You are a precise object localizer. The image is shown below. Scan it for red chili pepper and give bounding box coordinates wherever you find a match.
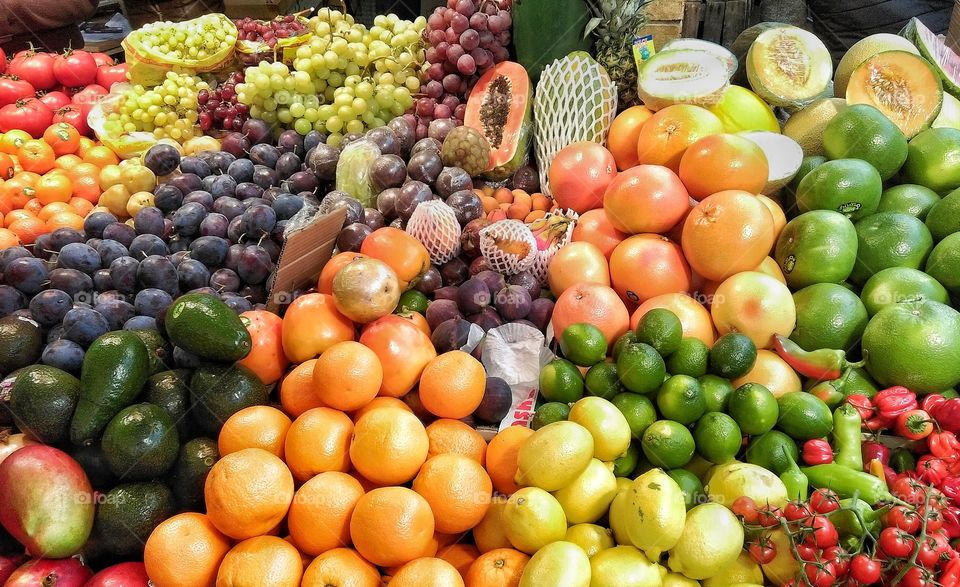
[802,439,834,465]
[932,399,960,434]
[772,334,846,380]
[917,455,950,485]
[865,414,893,432]
[930,431,960,459]
[882,464,899,487]
[861,440,891,470]
[874,386,919,420]
[846,394,874,420]
[895,409,934,440]
[922,393,948,415]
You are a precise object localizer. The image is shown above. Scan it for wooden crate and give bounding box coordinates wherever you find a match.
[681,0,754,47]
[639,0,685,49]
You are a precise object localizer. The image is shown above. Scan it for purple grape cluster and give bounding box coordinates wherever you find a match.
[415,0,512,137]
[198,71,249,133]
[234,15,308,46]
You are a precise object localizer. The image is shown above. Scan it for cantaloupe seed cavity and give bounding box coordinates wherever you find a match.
[479,75,511,149]
[865,64,913,117]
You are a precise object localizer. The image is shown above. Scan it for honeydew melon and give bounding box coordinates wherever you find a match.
[782,97,847,156]
[740,131,804,195]
[746,25,833,109]
[661,38,739,77]
[637,49,730,112]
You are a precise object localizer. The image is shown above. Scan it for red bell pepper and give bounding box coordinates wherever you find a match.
[941,506,960,540]
[772,334,846,380]
[861,440,891,470]
[917,455,950,486]
[929,431,960,460]
[932,399,960,434]
[846,394,874,420]
[802,439,834,465]
[874,386,918,421]
[895,409,934,440]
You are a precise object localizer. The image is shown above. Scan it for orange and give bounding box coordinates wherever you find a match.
[317,252,368,294]
[0,228,18,248]
[215,536,303,587]
[602,164,690,235]
[313,341,383,411]
[609,234,692,305]
[218,405,292,459]
[0,153,14,180]
[607,105,655,170]
[82,145,119,167]
[278,360,325,418]
[0,130,30,155]
[678,133,769,200]
[350,487,436,568]
[2,176,36,210]
[143,512,231,587]
[76,137,96,157]
[425,419,487,465]
[413,454,493,534]
[22,199,42,216]
[551,282,630,346]
[360,227,431,290]
[484,426,533,496]
[473,497,512,553]
[439,543,481,577]
[546,241,610,297]
[70,174,101,203]
[237,310,288,385]
[5,209,34,227]
[710,271,796,349]
[281,293,355,363]
[636,104,724,172]
[570,209,628,259]
[351,396,412,421]
[8,216,46,245]
[18,140,55,174]
[681,189,777,282]
[37,201,72,221]
[43,123,81,157]
[301,548,380,587]
[387,557,465,587]
[68,196,93,217]
[284,407,353,483]
[288,471,365,556]
[55,154,82,171]
[418,351,486,419]
[547,142,618,214]
[757,194,786,251]
[350,406,428,485]
[465,548,530,587]
[204,448,295,540]
[44,211,83,232]
[630,293,716,347]
[67,162,99,182]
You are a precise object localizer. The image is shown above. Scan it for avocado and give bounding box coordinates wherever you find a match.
[101,403,179,482]
[70,331,151,446]
[0,367,27,427]
[92,482,175,557]
[9,365,80,443]
[130,329,171,376]
[189,364,268,437]
[164,293,251,362]
[143,369,192,437]
[0,315,43,376]
[69,443,117,491]
[170,437,219,511]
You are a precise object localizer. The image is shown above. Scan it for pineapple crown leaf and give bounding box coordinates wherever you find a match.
[584,0,656,39]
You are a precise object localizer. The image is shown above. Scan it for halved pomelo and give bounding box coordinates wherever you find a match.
[834,33,920,97]
[746,25,833,109]
[902,17,960,99]
[740,131,804,195]
[661,38,738,78]
[846,50,943,138]
[637,49,730,112]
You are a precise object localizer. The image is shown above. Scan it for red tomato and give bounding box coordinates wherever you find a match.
[747,539,776,565]
[0,48,6,74]
[731,496,758,524]
[0,98,53,138]
[879,527,916,558]
[885,505,922,534]
[804,561,837,587]
[547,141,618,214]
[802,515,839,549]
[89,52,114,67]
[71,85,107,117]
[38,90,71,111]
[810,488,841,514]
[897,565,935,587]
[52,105,89,137]
[916,537,941,569]
[8,50,56,90]
[0,76,34,106]
[756,505,782,528]
[53,50,98,87]
[823,545,850,577]
[96,64,128,89]
[850,554,882,584]
[784,501,813,521]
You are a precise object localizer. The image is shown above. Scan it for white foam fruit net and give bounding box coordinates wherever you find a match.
[534,53,618,195]
[530,209,579,285]
[479,219,538,275]
[405,200,462,264]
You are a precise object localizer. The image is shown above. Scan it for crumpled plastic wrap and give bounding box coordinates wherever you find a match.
[335,139,381,208]
[479,322,553,431]
[123,14,238,87]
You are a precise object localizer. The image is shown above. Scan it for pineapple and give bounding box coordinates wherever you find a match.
[586,0,655,109]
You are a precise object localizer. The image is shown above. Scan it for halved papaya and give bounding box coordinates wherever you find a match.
[746,25,833,109]
[846,50,943,138]
[464,61,533,181]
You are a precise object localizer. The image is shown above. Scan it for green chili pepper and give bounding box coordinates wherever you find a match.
[829,497,880,538]
[780,451,808,501]
[889,448,917,474]
[773,335,848,380]
[801,464,894,504]
[833,403,863,471]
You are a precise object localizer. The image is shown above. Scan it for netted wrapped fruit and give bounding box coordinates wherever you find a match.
[479,219,537,275]
[440,127,492,177]
[405,200,462,265]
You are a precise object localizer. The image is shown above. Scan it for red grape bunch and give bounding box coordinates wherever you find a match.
[198,71,250,133]
[234,15,309,47]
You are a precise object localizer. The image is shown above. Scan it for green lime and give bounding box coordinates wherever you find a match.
[796,158,883,221]
[539,358,585,404]
[926,232,960,296]
[791,283,869,351]
[666,468,705,510]
[531,402,571,430]
[612,441,642,477]
[666,338,709,378]
[699,374,735,413]
[862,300,960,393]
[728,383,779,436]
[616,342,666,395]
[849,212,934,285]
[903,127,960,193]
[860,267,950,317]
[612,331,639,361]
[656,375,706,425]
[744,430,799,475]
[879,184,942,221]
[822,104,908,181]
[631,455,656,479]
[692,412,742,465]
[708,333,757,380]
[611,392,657,439]
[926,187,960,241]
[774,210,858,289]
[641,420,695,470]
[776,391,833,440]
[635,308,683,356]
[784,155,828,210]
[585,362,623,400]
[841,367,880,399]
[560,323,609,367]
[397,289,429,314]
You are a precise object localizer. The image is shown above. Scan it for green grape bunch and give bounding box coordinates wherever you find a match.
[104,71,208,141]
[130,14,238,63]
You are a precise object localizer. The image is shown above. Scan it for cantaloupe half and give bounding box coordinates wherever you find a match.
[782,97,847,157]
[834,33,920,97]
[746,25,833,109]
[845,50,943,138]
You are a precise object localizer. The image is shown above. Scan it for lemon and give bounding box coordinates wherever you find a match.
[663,572,702,587]
[568,397,632,461]
[667,503,744,580]
[565,524,615,558]
[590,546,662,587]
[760,529,801,586]
[516,420,594,491]
[608,477,633,546]
[703,462,788,508]
[519,541,591,587]
[503,487,568,554]
[553,459,619,524]
[702,552,764,587]
[622,469,687,560]
[474,496,511,553]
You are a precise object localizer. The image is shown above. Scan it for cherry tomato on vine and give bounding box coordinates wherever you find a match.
[916,537,941,569]
[747,538,776,565]
[785,501,814,521]
[885,505,922,534]
[897,565,936,587]
[802,515,839,549]
[795,543,819,562]
[823,545,850,577]
[804,561,838,587]
[756,505,782,528]
[731,496,758,524]
[850,554,882,584]
[922,506,944,533]
[810,488,841,514]
[880,527,916,558]
[892,476,927,506]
